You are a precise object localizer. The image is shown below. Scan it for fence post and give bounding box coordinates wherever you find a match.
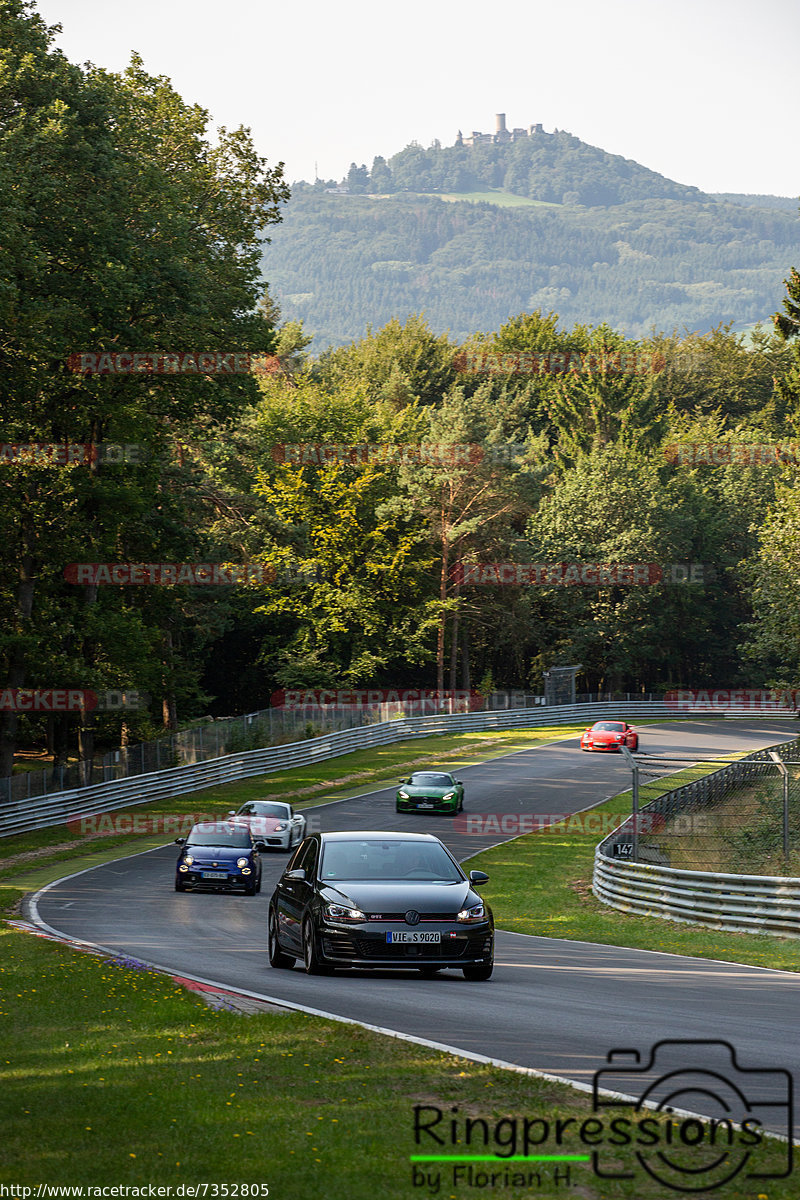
[769,751,790,863]
[621,745,639,862]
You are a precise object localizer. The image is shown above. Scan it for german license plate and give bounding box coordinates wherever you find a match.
[386,931,441,944]
[202,871,228,879]
[418,802,434,808]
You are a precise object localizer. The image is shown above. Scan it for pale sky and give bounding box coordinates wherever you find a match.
[38,0,799,198]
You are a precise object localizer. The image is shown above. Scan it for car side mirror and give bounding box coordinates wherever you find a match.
[469,870,489,886]
[174,837,185,845]
[399,777,409,783]
[254,840,267,851]
[455,780,463,785]
[284,868,306,881]
[227,809,236,816]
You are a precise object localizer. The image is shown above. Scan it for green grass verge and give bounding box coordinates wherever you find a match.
[3,725,799,1193]
[0,727,587,888]
[0,910,793,1197]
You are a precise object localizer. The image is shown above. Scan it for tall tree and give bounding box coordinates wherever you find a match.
[0,1,288,775]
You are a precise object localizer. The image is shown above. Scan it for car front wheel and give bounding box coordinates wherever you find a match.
[268,909,295,969]
[303,916,333,975]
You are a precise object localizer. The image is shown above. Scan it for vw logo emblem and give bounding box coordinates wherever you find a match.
[405,909,420,925]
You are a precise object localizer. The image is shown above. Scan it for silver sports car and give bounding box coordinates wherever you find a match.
[227,800,307,851]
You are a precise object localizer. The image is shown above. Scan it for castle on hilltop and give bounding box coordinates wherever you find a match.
[458,115,548,148]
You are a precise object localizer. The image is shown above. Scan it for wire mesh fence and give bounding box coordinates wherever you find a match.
[0,688,771,810]
[604,738,800,874]
[0,704,386,806]
[3,689,559,805]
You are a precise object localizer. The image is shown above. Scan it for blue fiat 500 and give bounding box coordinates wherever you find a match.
[175,822,263,895]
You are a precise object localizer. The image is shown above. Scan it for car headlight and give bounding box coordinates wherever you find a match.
[442,791,456,801]
[324,903,365,923]
[179,864,189,872]
[236,857,249,868]
[183,855,193,865]
[457,902,486,923]
[398,790,409,799]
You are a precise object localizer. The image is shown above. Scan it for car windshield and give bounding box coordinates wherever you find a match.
[593,722,623,732]
[248,803,289,818]
[188,830,252,848]
[320,839,463,882]
[409,773,453,787]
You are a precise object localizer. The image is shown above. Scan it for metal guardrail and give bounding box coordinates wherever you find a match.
[5,688,671,805]
[593,856,800,938]
[2,699,684,839]
[593,736,800,938]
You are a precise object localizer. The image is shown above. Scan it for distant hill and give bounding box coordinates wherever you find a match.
[371,129,706,207]
[261,129,800,350]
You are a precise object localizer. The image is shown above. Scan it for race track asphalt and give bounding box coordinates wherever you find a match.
[31,718,800,1134]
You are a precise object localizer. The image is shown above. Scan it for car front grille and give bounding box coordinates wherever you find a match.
[351,935,470,960]
[355,940,457,960]
[323,928,491,961]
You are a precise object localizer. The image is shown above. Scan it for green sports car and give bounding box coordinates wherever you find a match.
[396,771,464,815]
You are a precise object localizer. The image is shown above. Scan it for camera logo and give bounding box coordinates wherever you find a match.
[592,1039,793,1192]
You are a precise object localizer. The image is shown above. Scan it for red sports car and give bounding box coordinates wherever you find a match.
[580,721,639,752]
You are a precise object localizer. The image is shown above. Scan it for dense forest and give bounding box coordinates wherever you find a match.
[3,0,800,776]
[262,131,800,350]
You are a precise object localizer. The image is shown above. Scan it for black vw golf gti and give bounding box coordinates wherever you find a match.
[268,830,494,979]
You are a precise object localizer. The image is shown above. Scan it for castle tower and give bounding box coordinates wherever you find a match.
[495,113,507,134]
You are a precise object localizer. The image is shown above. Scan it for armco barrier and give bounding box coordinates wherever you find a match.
[593,736,800,938]
[2,700,687,839]
[3,701,796,840]
[593,855,800,937]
